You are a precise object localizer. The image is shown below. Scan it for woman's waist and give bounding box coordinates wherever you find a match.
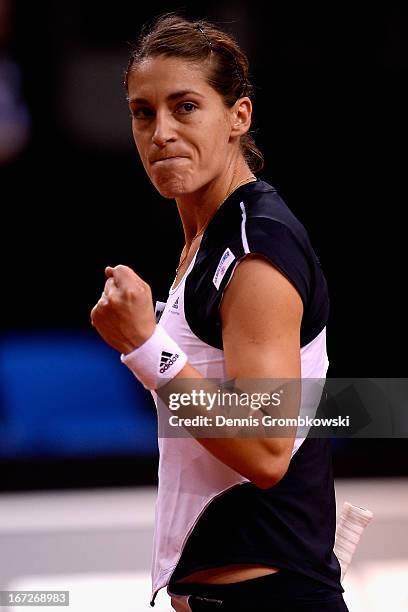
[174,563,280,585]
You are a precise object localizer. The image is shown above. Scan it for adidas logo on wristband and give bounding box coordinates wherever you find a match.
[121,325,187,390]
[160,351,179,373]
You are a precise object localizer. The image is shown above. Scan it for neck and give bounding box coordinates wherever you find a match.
[176,162,256,249]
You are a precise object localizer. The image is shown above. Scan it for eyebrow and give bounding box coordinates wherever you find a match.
[128,90,204,104]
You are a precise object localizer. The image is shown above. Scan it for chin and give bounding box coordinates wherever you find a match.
[152,174,191,199]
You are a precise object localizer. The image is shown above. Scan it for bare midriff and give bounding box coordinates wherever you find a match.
[175,564,281,585]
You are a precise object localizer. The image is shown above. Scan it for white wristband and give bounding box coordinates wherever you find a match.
[120,324,188,390]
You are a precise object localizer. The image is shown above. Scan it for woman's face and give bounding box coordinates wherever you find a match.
[127,56,238,198]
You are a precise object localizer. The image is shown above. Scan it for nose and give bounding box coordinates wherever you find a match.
[152,110,177,147]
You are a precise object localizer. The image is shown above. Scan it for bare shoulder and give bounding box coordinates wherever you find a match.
[220,253,303,331]
[220,254,303,379]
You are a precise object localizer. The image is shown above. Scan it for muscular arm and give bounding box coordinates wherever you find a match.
[168,255,303,488]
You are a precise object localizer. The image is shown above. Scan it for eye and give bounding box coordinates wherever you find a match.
[130,106,154,119]
[177,102,197,114]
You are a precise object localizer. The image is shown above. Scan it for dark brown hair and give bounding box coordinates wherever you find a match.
[125,14,264,173]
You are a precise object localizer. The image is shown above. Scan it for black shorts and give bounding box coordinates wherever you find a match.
[168,569,349,611]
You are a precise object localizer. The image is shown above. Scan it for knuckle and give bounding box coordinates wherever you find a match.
[123,287,138,300]
[115,264,127,274]
[137,280,151,296]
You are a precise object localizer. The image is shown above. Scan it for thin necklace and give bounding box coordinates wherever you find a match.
[175,175,256,274]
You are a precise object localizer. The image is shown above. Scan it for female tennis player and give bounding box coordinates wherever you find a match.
[91,14,349,611]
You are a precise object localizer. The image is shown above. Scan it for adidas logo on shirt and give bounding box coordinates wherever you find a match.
[172,297,179,309]
[160,350,179,373]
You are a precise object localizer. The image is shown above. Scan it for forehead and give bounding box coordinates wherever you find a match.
[127,55,214,101]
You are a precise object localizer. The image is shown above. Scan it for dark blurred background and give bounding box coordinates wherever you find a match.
[1,1,407,490]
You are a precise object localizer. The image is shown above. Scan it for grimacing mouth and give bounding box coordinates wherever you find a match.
[151,155,189,164]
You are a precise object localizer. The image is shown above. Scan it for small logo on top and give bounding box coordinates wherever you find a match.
[213,248,236,290]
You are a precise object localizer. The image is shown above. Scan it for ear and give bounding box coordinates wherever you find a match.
[230,97,252,138]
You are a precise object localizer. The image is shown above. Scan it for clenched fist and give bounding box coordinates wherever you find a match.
[90,265,156,354]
